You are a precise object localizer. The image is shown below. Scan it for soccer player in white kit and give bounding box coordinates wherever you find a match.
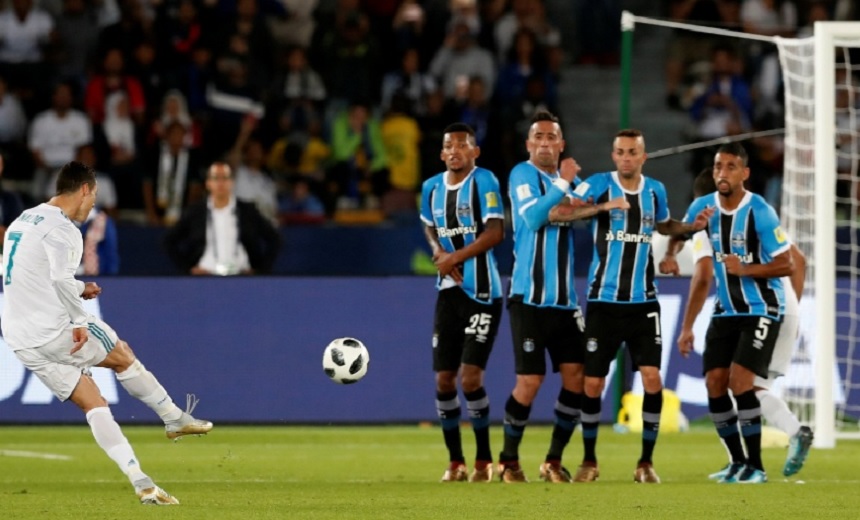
[1,161,213,505]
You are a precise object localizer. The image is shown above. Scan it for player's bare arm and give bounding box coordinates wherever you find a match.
[422,223,463,283]
[789,244,807,302]
[70,326,89,354]
[658,235,688,276]
[724,249,793,278]
[81,282,102,300]
[655,206,715,235]
[677,257,715,358]
[549,195,629,223]
[434,219,504,284]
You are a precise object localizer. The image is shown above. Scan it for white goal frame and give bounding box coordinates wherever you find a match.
[813,21,860,448]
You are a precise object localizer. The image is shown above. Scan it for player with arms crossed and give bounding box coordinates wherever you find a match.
[420,123,505,482]
[677,143,793,483]
[1,161,213,505]
[668,169,813,480]
[497,110,615,483]
[555,128,711,483]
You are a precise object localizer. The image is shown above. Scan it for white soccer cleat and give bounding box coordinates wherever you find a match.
[165,394,213,440]
[165,413,213,440]
[138,486,180,505]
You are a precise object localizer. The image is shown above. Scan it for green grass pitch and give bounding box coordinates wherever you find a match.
[1,424,858,519]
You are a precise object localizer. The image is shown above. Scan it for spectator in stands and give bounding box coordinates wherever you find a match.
[327,100,388,212]
[380,94,421,218]
[206,57,265,164]
[226,115,279,225]
[54,0,102,90]
[494,0,560,63]
[0,0,55,115]
[163,161,280,275]
[314,8,382,109]
[153,0,204,85]
[450,77,492,148]
[417,89,452,183]
[127,39,165,122]
[100,90,145,210]
[268,0,318,49]
[381,47,436,117]
[664,0,741,110]
[268,45,326,136]
[77,205,120,275]
[28,81,93,201]
[84,48,147,126]
[143,120,203,226]
[0,153,26,239]
[97,0,151,62]
[429,19,495,102]
[688,44,753,141]
[149,89,201,149]
[0,74,30,186]
[74,143,119,219]
[279,177,326,225]
[494,27,555,108]
[266,113,330,203]
[391,1,427,59]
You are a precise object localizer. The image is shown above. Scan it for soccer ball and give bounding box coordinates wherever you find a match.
[322,337,369,384]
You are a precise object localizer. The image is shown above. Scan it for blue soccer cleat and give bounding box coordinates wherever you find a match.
[783,425,814,477]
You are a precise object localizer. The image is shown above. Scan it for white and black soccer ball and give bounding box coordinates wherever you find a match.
[322,337,369,384]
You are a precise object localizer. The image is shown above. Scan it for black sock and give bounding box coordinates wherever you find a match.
[709,394,746,464]
[581,394,601,464]
[465,387,492,463]
[735,390,763,471]
[436,391,463,463]
[500,395,531,465]
[639,390,663,465]
[547,389,581,462]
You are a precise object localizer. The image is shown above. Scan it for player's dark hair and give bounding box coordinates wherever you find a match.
[531,109,559,125]
[716,142,748,165]
[693,167,717,197]
[443,122,477,145]
[616,128,643,139]
[55,161,96,196]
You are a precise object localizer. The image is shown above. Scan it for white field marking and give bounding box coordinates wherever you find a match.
[0,449,73,461]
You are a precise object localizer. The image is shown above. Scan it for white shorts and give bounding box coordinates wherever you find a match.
[753,313,799,389]
[13,317,119,401]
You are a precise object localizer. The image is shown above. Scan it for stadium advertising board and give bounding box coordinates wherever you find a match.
[0,277,851,424]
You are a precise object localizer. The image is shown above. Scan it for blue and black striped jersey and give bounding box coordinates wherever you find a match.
[508,161,581,310]
[420,167,504,303]
[683,192,789,318]
[572,171,670,303]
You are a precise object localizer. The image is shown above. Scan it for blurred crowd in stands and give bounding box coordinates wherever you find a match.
[664,0,857,213]
[0,0,607,229]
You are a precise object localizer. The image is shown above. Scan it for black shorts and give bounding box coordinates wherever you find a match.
[508,298,586,375]
[432,287,503,372]
[584,301,663,378]
[703,315,781,378]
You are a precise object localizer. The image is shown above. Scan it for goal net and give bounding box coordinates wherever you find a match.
[777,23,860,447]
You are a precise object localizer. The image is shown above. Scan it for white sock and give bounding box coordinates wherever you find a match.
[86,407,147,485]
[756,389,801,437]
[116,359,182,422]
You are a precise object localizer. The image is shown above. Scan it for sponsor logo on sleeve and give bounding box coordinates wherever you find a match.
[774,226,787,244]
[485,192,499,208]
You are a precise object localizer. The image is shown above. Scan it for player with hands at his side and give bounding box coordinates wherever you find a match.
[497,110,592,484]
[420,123,505,482]
[678,143,794,484]
[556,129,712,484]
[1,161,213,506]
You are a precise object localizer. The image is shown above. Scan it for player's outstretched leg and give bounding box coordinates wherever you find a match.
[114,356,212,439]
[784,425,814,477]
[86,406,179,505]
[755,388,813,477]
